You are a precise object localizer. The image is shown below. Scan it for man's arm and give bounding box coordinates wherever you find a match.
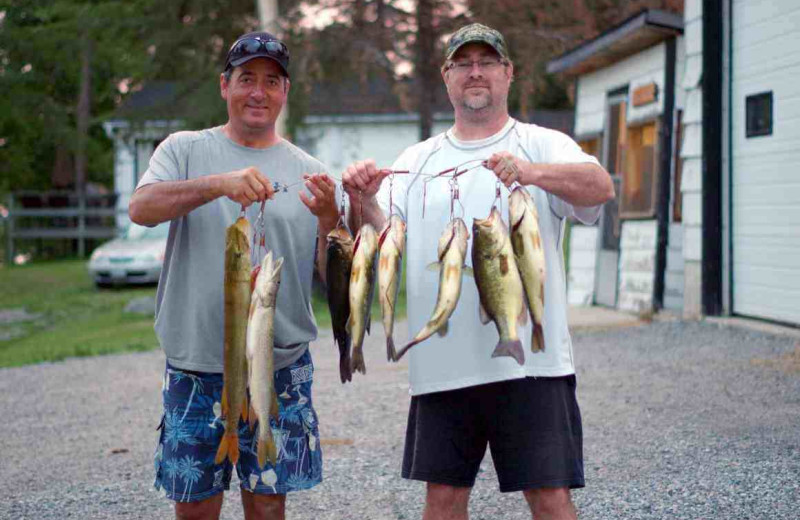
[129,167,275,227]
[486,152,614,207]
[342,159,390,233]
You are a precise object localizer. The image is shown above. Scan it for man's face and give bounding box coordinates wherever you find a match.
[220,58,289,131]
[442,43,513,113]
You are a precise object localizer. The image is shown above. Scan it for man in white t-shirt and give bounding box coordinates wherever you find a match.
[342,23,614,520]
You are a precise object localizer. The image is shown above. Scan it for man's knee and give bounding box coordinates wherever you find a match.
[523,487,575,518]
[174,493,223,520]
[426,483,471,513]
[242,491,286,518]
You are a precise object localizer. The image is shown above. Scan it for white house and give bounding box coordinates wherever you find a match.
[548,2,800,327]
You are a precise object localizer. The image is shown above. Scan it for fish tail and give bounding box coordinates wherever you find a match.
[351,346,366,375]
[337,337,352,383]
[257,429,278,468]
[386,335,397,362]
[215,432,240,465]
[394,338,421,361]
[492,339,525,366]
[532,324,545,353]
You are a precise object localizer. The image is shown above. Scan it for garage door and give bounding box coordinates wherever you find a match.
[730,0,800,325]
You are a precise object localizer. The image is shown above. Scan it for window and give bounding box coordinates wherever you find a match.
[620,121,658,218]
[578,136,602,162]
[746,91,772,138]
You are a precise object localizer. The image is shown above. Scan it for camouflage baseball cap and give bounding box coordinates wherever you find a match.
[444,23,510,62]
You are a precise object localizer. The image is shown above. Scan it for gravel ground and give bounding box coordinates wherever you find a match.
[1,318,799,519]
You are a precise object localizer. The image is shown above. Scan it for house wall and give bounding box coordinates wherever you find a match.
[567,225,599,306]
[574,43,667,139]
[725,0,800,325]
[296,114,454,175]
[571,41,672,312]
[664,35,687,312]
[680,0,704,318]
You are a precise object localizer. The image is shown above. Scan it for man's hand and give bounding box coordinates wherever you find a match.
[216,167,276,207]
[486,152,526,188]
[342,159,390,199]
[300,173,339,234]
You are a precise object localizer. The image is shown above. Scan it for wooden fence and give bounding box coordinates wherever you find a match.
[4,191,123,263]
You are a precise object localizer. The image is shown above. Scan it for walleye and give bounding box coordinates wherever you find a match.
[348,223,378,374]
[378,215,407,362]
[246,251,284,468]
[216,216,252,465]
[472,207,527,366]
[509,186,546,352]
[396,218,469,360]
[326,223,355,383]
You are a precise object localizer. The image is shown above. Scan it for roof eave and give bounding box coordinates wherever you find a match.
[547,9,683,76]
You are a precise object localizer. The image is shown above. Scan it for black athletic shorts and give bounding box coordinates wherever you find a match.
[401,375,584,492]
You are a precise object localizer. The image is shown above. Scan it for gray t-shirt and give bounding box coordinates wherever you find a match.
[137,126,328,373]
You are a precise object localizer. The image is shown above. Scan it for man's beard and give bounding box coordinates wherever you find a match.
[461,90,492,111]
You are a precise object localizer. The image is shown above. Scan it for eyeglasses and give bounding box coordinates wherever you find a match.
[446,58,507,74]
[226,37,289,68]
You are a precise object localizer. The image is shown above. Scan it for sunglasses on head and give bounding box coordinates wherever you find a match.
[227,37,288,65]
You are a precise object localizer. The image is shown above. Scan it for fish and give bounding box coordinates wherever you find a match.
[246,251,284,469]
[396,217,470,360]
[509,186,546,352]
[348,223,379,375]
[326,223,355,383]
[215,216,252,465]
[378,215,407,361]
[471,207,527,365]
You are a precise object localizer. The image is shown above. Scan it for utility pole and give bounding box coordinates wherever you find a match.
[257,0,287,138]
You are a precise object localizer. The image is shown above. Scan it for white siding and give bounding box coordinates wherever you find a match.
[567,225,599,306]
[729,0,800,325]
[617,220,658,313]
[681,0,704,318]
[574,43,667,138]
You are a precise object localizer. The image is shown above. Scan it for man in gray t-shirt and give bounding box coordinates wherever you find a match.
[129,31,338,519]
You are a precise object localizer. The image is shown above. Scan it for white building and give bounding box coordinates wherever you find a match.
[548,3,800,327]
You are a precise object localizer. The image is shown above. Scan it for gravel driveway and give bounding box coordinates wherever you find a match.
[1,318,798,519]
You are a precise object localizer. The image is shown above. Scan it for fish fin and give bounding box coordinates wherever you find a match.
[215,433,240,465]
[258,430,278,469]
[532,324,545,353]
[462,265,474,278]
[351,347,366,375]
[479,303,492,325]
[437,321,449,337]
[394,338,420,361]
[339,338,353,383]
[242,395,250,423]
[518,305,528,327]
[248,404,257,431]
[426,261,440,272]
[345,315,352,335]
[386,335,397,362]
[270,391,280,420]
[214,435,229,464]
[366,312,372,335]
[491,340,525,366]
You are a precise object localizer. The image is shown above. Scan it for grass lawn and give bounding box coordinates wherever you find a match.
[0,259,406,368]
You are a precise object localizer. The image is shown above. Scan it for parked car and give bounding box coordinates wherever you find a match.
[87,222,169,287]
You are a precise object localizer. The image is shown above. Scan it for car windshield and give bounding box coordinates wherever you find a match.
[123,222,169,240]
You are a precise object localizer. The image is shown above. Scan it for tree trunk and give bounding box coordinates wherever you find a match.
[75,29,92,196]
[416,0,435,140]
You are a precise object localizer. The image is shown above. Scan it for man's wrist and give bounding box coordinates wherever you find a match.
[519,161,539,187]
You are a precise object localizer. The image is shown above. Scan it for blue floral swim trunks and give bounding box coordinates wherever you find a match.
[153,349,322,502]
